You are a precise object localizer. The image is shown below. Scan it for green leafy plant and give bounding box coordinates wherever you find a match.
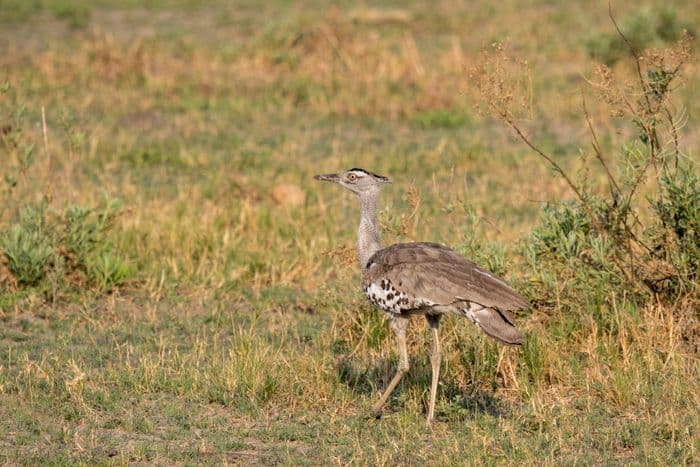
[648,169,700,289]
[89,251,133,292]
[1,199,133,296]
[1,205,53,286]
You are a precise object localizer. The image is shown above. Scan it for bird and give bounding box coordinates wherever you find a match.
[315,168,528,423]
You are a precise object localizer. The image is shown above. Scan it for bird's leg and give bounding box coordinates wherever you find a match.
[426,314,442,424]
[371,315,409,418]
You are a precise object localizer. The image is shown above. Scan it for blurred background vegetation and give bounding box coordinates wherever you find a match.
[0,0,698,463]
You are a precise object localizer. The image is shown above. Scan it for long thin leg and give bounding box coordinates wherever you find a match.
[426,314,442,424]
[372,316,409,417]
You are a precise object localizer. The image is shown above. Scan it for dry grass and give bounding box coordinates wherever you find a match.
[0,0,698,464]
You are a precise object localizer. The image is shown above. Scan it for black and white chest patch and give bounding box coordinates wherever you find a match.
[363,278,434,314]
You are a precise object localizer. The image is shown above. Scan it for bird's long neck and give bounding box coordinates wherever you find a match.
[357,191,382,273]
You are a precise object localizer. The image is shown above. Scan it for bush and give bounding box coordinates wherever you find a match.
[1,206,53,286]
[0,199,133,298]
[472,22,697,305]
[649,169,700,290]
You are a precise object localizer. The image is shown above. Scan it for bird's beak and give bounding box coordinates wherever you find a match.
[314,173,341,183]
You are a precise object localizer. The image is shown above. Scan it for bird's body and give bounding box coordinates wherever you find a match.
[362,242,525,345]
[315,168,528,423]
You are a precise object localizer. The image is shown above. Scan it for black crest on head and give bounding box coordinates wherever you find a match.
[349,168,389,182]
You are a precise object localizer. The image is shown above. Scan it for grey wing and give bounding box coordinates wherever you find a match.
[364,243,526,345]
[367,242,529,312]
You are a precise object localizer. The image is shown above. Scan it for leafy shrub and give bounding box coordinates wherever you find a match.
[649,169,700,290]
[89,251,133,292]
[473,23,697,305]
[1,205,53,286]
[0,199,133,297]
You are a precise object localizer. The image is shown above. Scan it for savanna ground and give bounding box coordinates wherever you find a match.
[1,0,699,464]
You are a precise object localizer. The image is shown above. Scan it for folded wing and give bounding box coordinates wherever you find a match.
[363,242,528,344]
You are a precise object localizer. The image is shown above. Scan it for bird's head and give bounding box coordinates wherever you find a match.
[314,168,392,197]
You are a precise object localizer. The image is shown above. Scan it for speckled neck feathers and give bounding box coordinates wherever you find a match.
[357,189,382,273]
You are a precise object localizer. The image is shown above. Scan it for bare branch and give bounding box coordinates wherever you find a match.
[664,106,680,170]
[503,116,587,203]
[581,89,621,196]
[608,3,648,99]
[608,2,660,159]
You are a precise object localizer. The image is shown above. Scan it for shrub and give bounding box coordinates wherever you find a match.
[472,19,697,305]
[649,169,700,291]
[0,199,133,298]
[1,205,54,286]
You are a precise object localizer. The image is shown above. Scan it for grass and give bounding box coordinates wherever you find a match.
[1,0,699,463]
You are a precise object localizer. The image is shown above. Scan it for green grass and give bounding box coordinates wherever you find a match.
[1,0,699,464]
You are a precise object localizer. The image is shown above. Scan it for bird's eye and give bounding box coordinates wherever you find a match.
[347,174,357,181]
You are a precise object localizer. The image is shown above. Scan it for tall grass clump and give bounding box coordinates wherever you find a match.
[472,21,697,309]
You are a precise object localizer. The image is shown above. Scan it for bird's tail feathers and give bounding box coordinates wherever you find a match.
[464,305,524,345]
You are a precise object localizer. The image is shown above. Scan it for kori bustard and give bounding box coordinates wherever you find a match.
[315,168,527,423]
